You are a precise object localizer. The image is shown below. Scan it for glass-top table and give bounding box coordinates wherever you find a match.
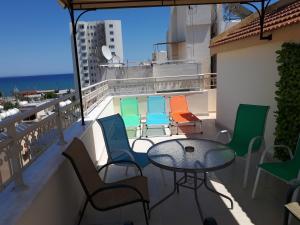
[147,138,235,221]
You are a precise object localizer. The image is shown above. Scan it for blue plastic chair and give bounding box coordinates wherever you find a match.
[145,96,170,137]
[97,114,152,180]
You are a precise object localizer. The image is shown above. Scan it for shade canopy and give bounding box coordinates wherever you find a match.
[58,0,262,10]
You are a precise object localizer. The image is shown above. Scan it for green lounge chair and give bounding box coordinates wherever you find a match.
[216,104,269,188]
[120,97,141,130]
[252,134,300,199]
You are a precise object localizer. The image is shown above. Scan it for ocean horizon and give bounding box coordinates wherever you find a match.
[0,73,75,96]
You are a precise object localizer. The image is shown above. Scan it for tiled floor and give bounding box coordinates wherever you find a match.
[82,116,299,225]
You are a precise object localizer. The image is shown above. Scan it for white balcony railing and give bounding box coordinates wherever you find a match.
[0,93,81,191]
[0,73,216,191]
[82,73,216,114]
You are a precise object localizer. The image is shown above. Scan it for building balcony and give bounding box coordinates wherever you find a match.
[0,73,297,225]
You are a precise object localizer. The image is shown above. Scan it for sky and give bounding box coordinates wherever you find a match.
[0,1,170,77]
[0,0,278,77]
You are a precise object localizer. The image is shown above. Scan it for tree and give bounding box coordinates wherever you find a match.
[44,92,58,99]
[274,43,300,160]
[3,102,15,110]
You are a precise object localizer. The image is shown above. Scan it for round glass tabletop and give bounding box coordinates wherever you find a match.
[147,138,235,173]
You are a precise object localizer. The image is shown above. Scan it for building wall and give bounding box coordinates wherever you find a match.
[71,20,124,88]
[167,5,212,73]
[104,20,124,63]
[216,42,283,147]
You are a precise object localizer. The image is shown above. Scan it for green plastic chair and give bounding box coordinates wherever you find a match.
[216,104,269,188]
[252,134,300,199]
[120,97,141,129]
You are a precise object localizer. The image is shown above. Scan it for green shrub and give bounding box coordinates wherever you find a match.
[3,102,15,110]
[274,43,300,160]
[44,92,58,99]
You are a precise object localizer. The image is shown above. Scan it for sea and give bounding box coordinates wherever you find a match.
[0,74,75,96]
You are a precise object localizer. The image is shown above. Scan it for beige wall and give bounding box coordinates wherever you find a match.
[216,42,283,147]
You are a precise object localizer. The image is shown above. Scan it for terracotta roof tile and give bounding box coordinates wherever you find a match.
[210,1,300,47]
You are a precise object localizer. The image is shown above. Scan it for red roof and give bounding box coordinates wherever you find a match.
[210,1,300,47]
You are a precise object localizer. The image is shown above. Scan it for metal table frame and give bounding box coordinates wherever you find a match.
[147,139,235,222]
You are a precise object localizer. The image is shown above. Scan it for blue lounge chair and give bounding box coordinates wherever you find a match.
[97,114,153,180]
[145,96,170,137]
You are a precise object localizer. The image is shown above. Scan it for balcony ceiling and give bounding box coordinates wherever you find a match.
[58,0,261,10]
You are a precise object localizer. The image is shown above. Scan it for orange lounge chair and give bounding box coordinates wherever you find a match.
[169,95,202,134]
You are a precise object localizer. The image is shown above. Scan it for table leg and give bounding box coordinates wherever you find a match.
[193,172,204,222]
[149,170,177,218]
[203,172,233,209]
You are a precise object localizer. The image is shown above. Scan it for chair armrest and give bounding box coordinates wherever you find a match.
[110,148,135,161]
[97,160,143,176]
[131,138,154,149]
[89,183,147,203]
[215,130,231,143]
[259,144,293,165]
[286,179,300,204]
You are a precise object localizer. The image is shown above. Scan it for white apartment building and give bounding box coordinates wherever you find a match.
[167,5,212,73]
[71,20,123,88]
[166,5,249,73]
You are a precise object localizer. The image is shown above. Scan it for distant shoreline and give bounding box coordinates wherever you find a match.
[0,74,75,97]
[0,73,73,79]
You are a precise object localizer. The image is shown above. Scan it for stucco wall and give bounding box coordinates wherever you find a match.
[216,42,283,146]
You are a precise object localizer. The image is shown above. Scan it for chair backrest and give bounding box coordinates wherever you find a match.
[170,95,189,114]
[97,114,132,161]
[147,95,166,114]
[120,97,139,116]
[62,138,104,197]
[229,104,269,152]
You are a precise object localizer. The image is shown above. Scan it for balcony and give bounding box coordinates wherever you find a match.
[0,73,297,225]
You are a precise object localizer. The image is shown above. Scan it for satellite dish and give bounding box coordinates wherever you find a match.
[101,45,113,61]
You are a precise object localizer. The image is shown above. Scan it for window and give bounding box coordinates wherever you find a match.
[79,24,84,29]
[109,31,114,35]
[82,53,87,57]
[82,60,87,64]
[111,51,116,55]
[110,38,114,42]
[84,73,88,77]
[109,24,113,28]
[85,80,89,84]
[109,45,115,49]
[83,66,88,70]
[80,39,85,43]
[79,32,85,36]
[81,46,86,51]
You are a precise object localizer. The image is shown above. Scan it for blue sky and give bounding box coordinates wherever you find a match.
[0,0,278,77]
[0,1,170,77]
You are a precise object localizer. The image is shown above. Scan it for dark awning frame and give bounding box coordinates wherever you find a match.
[58,0,272,126]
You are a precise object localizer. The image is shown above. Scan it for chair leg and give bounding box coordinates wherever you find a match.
[104,166,109,182]
[251,168,262,199]
[243,152,252,188]
[78,199,88,225]
[160,168,166,186]
[142,202,150,225]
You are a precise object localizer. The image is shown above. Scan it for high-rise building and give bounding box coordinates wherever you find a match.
[71,20,123,88]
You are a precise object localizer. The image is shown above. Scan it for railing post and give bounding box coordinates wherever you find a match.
[7,123,26,190]
[55,104,67,145]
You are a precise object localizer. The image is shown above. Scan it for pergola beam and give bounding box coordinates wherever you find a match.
[59,0,270,126]
[59,0,262,10]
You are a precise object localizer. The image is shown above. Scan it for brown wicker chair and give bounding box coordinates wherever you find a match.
[63,138,150,225]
